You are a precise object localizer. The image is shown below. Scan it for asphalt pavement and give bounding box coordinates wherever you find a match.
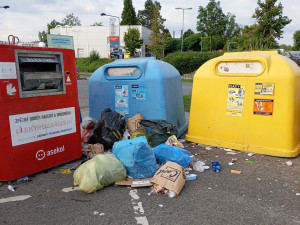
[1,79,300,225]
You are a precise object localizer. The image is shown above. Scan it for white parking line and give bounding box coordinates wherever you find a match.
[129,189,149,225]
[0,195,31,204]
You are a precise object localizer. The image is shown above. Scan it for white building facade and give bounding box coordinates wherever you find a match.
[50,25,152,58]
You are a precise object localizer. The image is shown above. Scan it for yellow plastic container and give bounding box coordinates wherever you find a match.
[186,51,300,157]
[124,52,131,59]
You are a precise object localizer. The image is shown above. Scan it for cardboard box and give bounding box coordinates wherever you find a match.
[151,161,186,196]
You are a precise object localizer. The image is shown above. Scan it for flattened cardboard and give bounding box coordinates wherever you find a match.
[151,161,186,196]
[127,113,146,135]
[115,177,152,187]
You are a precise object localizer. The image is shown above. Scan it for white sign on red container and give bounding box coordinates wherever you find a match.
[9,107,77,146]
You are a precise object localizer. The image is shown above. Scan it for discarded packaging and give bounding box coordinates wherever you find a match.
[139,119,178,147]
[73,154,126,193]
[285,161,293,167]
[231,170,242,174]
[88,108,126,149]
[127,113,146,135]
[17,176,29,182]
[122,129,131,140]
[115,177,152,187]
[185,174,197,181]
[8,185,15,192]
[193,161,205,172]
[151,161,186,196]
[232,158,238,162]
[226,152,237,155]
[212,161,221,172]
[59,168,72,174]
[82,143,104,158]
[113,137,157,178]
[152,144,192,168]
[81,117,96,143]
[165,135,185,148]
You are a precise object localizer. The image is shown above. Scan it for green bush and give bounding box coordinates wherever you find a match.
[76,57,113,73]
[89,50,100,62]
[163,51,223,75]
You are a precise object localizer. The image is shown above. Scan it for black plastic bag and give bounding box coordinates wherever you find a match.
[88,108,126,149]
[139,119,178,147]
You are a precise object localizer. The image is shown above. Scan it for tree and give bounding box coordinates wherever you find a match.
[120,0,137,25]
[61,13,81,26]
[237,25,259,50]
[183,33,202,51]
[137,0,154,28]
[252,0,291,48]
[164,37,181,55]
[91,22,103,26]
[148,3,166,59]
[224,13,241,41]
[293,31,300,50]
[196,0,226,51]
[38,19,62,44]
[137,0,166,31]
[183,29,194,39]
[38,31,47,43]
[38,14,81,44]
[124,28,143,57]
[162,28,171,38]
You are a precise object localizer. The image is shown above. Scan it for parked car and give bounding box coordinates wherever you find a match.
[284,52,296,61]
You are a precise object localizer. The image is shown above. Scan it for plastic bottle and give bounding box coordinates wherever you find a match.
[167,190,176,198]
[212,161,221,172]
[148,187,156,196]
[8,185,15,192]
[193,161,205,172]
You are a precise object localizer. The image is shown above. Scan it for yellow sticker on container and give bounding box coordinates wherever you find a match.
[253,99,274,115]
[254,83,275,95]
[226,84,245,117]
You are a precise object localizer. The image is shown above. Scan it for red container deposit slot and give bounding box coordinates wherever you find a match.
[0,44,82,181]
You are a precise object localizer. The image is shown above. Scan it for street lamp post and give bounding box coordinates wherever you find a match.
[101,13,120,46]
[175,7,192,52]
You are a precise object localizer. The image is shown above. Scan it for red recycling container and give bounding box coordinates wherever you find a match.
[0,44,82,181]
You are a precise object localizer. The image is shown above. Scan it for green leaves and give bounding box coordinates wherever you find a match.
[124,28,143,57]
[121,0,137,25]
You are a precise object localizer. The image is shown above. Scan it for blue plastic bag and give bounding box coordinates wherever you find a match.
[113,136,148,150]
[152,144,192,168]
[112,138,157,178]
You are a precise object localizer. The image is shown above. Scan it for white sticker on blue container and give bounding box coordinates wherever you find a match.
[115,85,129,114]
[131,84,146,100]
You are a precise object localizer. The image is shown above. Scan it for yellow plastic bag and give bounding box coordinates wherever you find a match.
[73,154,126,193]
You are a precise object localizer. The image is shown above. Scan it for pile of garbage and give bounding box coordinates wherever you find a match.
[75,108,202,196]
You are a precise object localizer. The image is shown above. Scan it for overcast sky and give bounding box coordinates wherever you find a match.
[0,0,299,46]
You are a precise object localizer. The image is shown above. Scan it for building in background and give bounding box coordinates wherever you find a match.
[50,25,151,58]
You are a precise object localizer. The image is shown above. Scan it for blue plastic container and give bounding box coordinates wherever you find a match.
[89,57,188,137]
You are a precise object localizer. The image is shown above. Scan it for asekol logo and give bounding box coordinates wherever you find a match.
[36,150,46,160]
[35,145,65,161]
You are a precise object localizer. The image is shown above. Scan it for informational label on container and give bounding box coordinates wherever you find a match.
[131,84,146,100]
[253,99,274,115]
[226,84,245,117]
[9,107,76,146]
[0,62,17,79]
[115,85,129,114]
[254,83,275,95]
